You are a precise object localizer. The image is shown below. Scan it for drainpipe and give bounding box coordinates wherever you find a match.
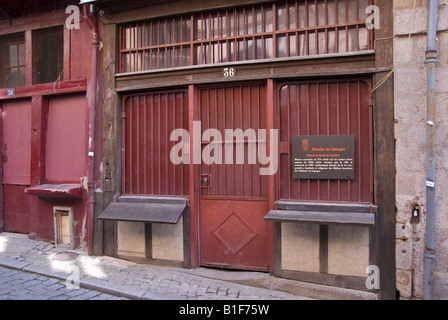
[424,0,439,301]
[83,4,99,256]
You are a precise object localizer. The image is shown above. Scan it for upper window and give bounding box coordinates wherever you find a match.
[0,33,25,88]
[120,0,373,73]
[32,26,64,85]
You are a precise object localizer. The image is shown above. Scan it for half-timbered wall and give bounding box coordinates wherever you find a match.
[0,2,98,251]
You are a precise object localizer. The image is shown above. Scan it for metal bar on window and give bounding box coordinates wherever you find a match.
[119,0,372,72]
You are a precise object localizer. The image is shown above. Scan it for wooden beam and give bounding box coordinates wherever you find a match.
[101,23,118,194]
[188,84,199,268]
[0,101,3,232]
[115,53,376,92]
[373,72,396,300]
[102,0,276,25]
[373,0,396,301]
[0,79,87,100]
[319,225,329,273]
[0,10,67,36]
[24,31,32,86]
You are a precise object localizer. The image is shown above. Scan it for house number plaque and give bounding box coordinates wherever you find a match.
[223,67,236,78]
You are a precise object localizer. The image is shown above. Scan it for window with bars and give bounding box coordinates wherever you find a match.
[0,33,26,89]
[120,0,373,73]
[32,26,64,85]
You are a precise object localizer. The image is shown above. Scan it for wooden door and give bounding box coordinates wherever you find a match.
[1,99,31,233]
[198,83,271,271]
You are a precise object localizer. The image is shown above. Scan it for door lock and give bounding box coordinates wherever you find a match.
[200,174,212,189]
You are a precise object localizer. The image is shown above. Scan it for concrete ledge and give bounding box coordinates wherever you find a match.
[22,264,71,281]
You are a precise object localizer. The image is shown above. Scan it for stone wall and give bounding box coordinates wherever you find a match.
[393,0,448,299]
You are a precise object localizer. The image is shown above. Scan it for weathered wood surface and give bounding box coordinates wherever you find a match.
[264,209,375,227]
[99,202,187,224]
[25,184,82,199]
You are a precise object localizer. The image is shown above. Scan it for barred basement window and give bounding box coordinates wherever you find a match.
[32,26,64,85]
[120,0,373,73]
[0,33,25,89]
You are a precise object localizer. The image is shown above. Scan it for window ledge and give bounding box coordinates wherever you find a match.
[25,184,82,199]
[264,201,376,227]
[264,210,375,227]
[99,196,188,224]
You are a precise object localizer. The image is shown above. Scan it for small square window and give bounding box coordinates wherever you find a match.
[0,33,25,89]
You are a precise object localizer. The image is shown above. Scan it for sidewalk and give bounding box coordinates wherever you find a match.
[0,232,376,300]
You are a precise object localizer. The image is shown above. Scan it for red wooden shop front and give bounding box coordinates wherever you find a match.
[119,77,373,272]
[101,0,396,299]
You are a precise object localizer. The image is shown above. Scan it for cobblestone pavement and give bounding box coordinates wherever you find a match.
[0,232,310,300]
[0,266,128,300]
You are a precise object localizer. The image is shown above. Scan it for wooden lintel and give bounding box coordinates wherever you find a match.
[0,79,87,100]
[115,53,376,92]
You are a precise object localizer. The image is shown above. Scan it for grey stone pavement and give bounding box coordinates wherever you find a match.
[0,232,376,301]
[0,266,128,300]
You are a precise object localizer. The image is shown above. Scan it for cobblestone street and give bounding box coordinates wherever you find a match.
[0,266,128,300]
[0,232,375,300]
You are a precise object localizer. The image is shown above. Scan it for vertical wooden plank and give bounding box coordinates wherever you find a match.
[183,207,191,268]
[189,84,199,268]
[102,23,118,194]
[93,190,104,256]
[373,72,395,300]
[63,28,71,81]
[101,23,118,256]
[267,77,275,271]
[28,95,46,239]
[373,0,395,300]
[24,31,32,87]
[273,222,282,276]
[30,96,46,186]
[319,225,329,273]
[0,101,3,232]
[145,223,152,259]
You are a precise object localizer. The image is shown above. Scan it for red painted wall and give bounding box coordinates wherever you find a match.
[45,94,87,183]
[3,185,30,234]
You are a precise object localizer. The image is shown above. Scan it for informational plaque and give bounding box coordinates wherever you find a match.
[292,135,355,180]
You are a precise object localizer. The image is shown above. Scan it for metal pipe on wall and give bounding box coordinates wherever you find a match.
[424,0,439,301]
[83,4,99,256]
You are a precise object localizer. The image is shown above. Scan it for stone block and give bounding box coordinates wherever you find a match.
[281,223,319,273]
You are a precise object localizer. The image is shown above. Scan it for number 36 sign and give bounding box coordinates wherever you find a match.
[223,67,236,78]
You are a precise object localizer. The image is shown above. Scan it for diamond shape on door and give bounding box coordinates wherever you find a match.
[211,211,257,255]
